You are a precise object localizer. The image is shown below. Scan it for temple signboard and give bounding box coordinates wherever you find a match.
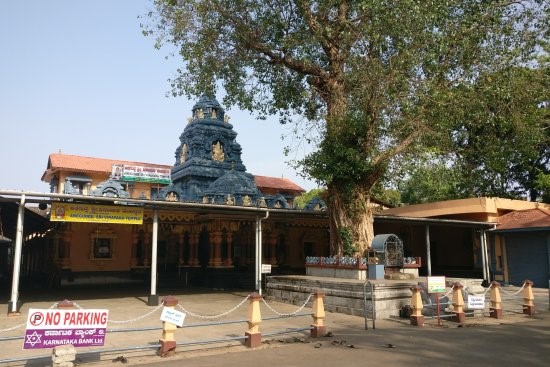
[112,164,171,184]
[50,202,143,224]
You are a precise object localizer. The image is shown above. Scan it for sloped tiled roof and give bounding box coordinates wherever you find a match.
[253,175,305,193]
[41,153,172,181]
[495,208,550,231]
[41,153,306,193]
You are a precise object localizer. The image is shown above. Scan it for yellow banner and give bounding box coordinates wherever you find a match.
[50,202,143,224]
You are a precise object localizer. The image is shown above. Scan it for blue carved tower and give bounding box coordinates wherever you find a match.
[157,95,263,206]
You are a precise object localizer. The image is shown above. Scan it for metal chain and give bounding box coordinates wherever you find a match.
[108,302,165,324]
[0,323,26,333]
[71,302,84,310]
[0,302,59,333]
[176,294,250,319]
[261,293,313,316]
[499,283,526,296]
[438,288,454,300]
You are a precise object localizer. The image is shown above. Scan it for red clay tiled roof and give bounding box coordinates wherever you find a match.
[496,208,550,230]
[42,153,306,193]
[253,175,305,193]
[41,153,172,181]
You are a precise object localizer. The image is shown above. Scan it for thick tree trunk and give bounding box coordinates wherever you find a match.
[326,183,375,256]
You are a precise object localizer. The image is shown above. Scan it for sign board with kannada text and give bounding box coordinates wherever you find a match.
[50,202,143,225]
[160,307,186,327]
[24,308,108,349]
[467,295,485,310]
[427,276,447,293]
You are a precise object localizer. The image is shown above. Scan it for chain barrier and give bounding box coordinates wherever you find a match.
[0,323,26,333]
[0,302,60,333]
[108,302,165,324]
[261,293,313,317]
[438,288,454,300]
[483,284,493,297]
[499,283,526,297]
[176,294,250,320]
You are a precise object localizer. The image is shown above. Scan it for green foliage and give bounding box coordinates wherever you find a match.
[143,0,549,252]
[394,65,549,204]
[398,157,462,204]
[535,171,550,203]
[339,227,356,257]
[294,188,325,209]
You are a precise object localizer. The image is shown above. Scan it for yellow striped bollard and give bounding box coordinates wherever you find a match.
[245,293,262,348]
[489,281,503,319]
[311,291,326,337]
[409,286,424,326]
[522,280,535,316]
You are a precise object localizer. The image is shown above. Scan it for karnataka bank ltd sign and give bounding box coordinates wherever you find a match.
[50,202,143,225]
[24,309,109,349]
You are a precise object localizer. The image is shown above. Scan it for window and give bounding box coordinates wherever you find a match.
[93,238,112,259]
[90,226,116,260]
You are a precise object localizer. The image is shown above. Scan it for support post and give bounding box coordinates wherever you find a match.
[148,209,159,306]
[522,280,535,316]
[158,296,178,357]
[310,291,326,337]
[480,229,488,285]
[410,286,425,326]
[245,293,262,348]
[489,281,503,319]
[425,225,432,276]
[452,282,465,324]
[8,194,25,315]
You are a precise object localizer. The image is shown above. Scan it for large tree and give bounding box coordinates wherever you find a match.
[395,65,549,204]
[143,0,547,255]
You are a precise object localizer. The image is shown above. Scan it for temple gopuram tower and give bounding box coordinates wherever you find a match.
[157,95,268,207]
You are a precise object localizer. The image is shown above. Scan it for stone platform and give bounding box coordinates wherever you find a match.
[266,275,418,319]
[265,275,487,320]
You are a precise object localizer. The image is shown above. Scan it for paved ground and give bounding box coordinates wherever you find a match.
[0,284,548,367]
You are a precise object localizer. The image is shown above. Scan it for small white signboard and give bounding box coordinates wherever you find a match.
[160,307,186,327]
[467,295,485,310]
[427,276,446,293]
[261,264,272,274]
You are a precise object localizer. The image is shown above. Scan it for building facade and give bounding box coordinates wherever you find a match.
[38,96,329,289]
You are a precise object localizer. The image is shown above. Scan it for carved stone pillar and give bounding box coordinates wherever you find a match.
[246,232,254,265]
[131,230,139,267]
[61,230,72,269]
[178,233,185,267]
[224,232,233,267]
[209,231,223,266]
[268,233,277,265]
[188,232,200,266]
[143,234,151,267]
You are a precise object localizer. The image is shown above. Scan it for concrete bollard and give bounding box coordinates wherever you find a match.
[409,286,424,326]
[522,280,535,316]
[52,344,76,367]
[452,282,465,324]
[245,293,262,348]
[489,281,503,319]
[310,291,326,337]
[57,299,74,310]
[52,300,76,367]
[158,296,178,357]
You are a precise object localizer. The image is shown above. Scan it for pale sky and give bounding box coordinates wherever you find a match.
[0,0,318,193]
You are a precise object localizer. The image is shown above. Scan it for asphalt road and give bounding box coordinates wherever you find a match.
[98,311,550,367]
